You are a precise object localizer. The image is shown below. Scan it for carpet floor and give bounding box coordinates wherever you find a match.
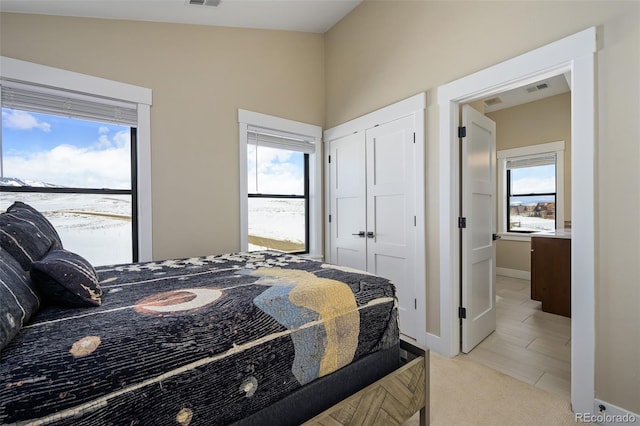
[404,352,593,426]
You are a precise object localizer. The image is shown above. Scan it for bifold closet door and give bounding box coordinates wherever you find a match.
[365,115,417,339]
[328,131,367,271]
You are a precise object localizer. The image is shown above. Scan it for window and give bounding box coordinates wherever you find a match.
[248,141,309,253]
[0,79,144,266]
[497,141,565,238]
[1,57,152,262]
[239,110,322,259]
[507,158,556,232]
[0,57,151,265]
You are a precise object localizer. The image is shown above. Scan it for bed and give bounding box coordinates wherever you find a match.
[0,202,428,425]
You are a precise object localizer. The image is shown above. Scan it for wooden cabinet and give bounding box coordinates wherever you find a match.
[531,236,571,317]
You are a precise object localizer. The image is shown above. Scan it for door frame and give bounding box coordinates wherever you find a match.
[434,27,597,414]
[324,92,427,347]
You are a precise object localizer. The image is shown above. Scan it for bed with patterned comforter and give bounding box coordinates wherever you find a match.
[0,250,398,425]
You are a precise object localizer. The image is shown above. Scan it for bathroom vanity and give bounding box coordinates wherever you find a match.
[531,230,572,318]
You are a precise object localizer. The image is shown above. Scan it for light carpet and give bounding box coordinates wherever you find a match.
[405,352,593,426]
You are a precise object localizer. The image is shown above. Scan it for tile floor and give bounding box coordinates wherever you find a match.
[463,275,571,400]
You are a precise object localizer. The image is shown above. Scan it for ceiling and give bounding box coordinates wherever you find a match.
[0,0,362,33]
[482,73,571,113]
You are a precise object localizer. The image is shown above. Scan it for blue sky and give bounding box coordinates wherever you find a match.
[247,144,304,195]
[511,164,555,194]
[1,108,131,189]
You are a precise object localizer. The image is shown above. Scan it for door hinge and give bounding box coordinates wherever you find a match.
[328,155,331,164]
[458,307,467,319]
[414,216,417,226]
[458,126,467,138]
[328,214,332,223]
[458,217,467,228]
[414,299,417,309]
[413,132,416,144]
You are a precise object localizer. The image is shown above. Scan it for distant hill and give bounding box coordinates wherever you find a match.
[0,177,62,188]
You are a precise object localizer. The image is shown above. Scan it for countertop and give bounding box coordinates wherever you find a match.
[531,229,572,239]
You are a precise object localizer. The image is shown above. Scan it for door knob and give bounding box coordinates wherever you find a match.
[366,232,375,238]
[352,231,365,237]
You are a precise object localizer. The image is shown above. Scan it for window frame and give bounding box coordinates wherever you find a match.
[247,152,309,254]
[497,141,565,241]
[238,109,322,259]
[506,164,557,233]
[0,56,153,261]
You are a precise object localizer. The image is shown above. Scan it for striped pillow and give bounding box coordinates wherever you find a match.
[0,247,41,351]
[0,202,63,271]
[30,249,102,308]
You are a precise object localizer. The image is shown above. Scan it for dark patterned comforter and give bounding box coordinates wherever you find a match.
[0,251,398,425]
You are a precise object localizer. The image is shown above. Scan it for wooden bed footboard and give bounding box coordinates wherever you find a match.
[303,340,429,426]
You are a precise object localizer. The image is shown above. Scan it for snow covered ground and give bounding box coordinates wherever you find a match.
[1,194,306,265]
[509,214,555,232]
[248,198,305,252]
[1,193,132,266]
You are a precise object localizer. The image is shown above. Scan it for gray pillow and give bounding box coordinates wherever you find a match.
[0,247,41,351]
[0,201,63,270]
[31,248,102,308]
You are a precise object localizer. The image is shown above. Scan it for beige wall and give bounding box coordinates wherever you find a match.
[488,92,572,272]
[0,13,325,260]
[326,0,639,414]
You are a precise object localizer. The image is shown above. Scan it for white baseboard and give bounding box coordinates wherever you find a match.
[426,332,455,358]
[576,399,640,425]
[496,267,530,281]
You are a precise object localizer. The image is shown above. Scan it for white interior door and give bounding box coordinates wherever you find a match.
[461,105,497,353]
[365,115,418,339]
[328,132,367,270]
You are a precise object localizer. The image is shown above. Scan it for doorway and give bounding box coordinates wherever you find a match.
[433,27,597,414]
[463,79,573,399]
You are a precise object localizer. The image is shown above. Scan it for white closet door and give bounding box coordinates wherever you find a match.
[365,115,417,339]
[328,132,367,271]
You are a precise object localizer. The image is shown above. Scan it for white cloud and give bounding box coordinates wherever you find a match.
[2,109,51,132]
[247,145,304,194]
[512,176,555,194]
[3,131,132,189]
[98,126,109,134]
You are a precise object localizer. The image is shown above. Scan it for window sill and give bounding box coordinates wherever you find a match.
[498,233,534,242]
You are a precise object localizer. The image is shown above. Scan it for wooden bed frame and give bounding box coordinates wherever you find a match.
[304,340,429,426]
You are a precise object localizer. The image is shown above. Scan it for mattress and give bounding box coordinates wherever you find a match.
[0,251,398,425]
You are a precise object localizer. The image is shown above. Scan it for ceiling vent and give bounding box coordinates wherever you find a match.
[525,82,549,93]
[187,0,221,6]
[484,97,503,107]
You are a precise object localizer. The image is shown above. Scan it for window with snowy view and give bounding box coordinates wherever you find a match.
[247,144,308,254]
[1,108,137,266]
[507,163,556,233]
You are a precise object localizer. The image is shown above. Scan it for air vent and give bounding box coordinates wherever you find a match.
[525,82,549,93]
[187,0,221,6]
[484,97,503,107]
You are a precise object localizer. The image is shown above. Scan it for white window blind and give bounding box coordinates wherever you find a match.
[1,81,138,126]
[506,152,556,170]
[247,125,315,154]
